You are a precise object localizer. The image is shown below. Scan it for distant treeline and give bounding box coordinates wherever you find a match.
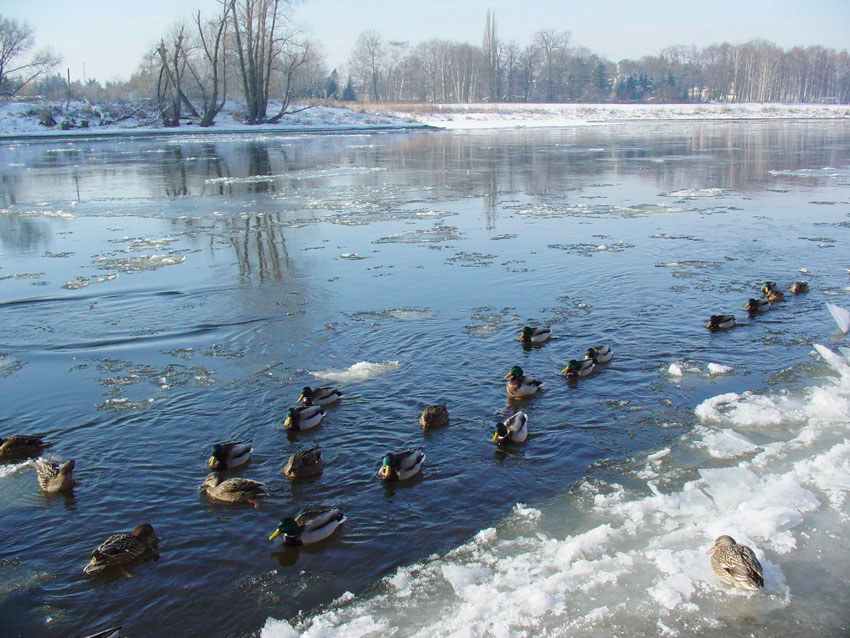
[9,3,850,128]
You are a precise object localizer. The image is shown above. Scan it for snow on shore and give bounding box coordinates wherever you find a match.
[0,100,847,137]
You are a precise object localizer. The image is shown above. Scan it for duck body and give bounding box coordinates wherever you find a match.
[707,535,764,591]
[298,386,342,406]
[283,446,323,479]
[706,315,736,330]
[208,441,252,471]
[83,524,157,575]
[520,326,551,344]
[585,345,613,363]
[31,457,76,492]
[419,404,449,429]
[378,448,425,481]
[745,298,770,314]
[200,473,266,507]
[269,509,346,546]
[0,433,52,460]
[284,405,325,431]
[762,281,784,302]
[563,358,595,377]
[505,366,542,397]
[493,411,528,444]
[790,281,808,294]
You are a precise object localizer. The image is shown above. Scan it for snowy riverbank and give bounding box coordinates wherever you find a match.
[0,100,848,138]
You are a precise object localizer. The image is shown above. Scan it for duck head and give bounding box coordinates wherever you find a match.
[504,366,524,379]
[269,517,300,541]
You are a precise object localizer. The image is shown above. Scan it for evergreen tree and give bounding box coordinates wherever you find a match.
[341,76,356,101]
[325,69,340,99]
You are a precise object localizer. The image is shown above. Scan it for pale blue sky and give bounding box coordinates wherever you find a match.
[4,0,849,82]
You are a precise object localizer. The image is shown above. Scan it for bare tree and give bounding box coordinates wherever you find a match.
[0,15,61,96]
[155,25,198,126]
[533,29,570,101]
[230,0,306,123]
[350,30,384,101]
[483,9,499,101]
[188,0,230,127]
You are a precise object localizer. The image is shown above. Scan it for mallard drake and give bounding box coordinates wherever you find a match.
[492,411,528,444]
[207,441,251,471]
[504,366,542,397]
[563,359,595,377]
[706,535,764,591]
[199,473,266,507]
[378,449,425,481]
[745,298,770,313]
[31,457,76,493]
[284,405,325,431]
[283,446,322,479]
[419,404,449,429]
[585,345,613,363]
[0,433,52,460]
[268,509,346,546]
[790,281,808,294]
[762,284,785,303]
[706,315,736,330]
[298,386,342,406]
[519,326,551,344]
[83,523,157,577]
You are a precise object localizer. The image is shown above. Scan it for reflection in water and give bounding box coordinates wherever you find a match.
[231,212,289,283]
[1,124,848,208]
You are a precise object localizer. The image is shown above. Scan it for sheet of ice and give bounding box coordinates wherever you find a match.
[826,303,850,333]
[309,360,400,383]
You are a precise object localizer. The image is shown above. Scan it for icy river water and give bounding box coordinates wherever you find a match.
[1,122,850,638]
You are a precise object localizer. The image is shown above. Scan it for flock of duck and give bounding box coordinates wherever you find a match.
[3,275,838,634]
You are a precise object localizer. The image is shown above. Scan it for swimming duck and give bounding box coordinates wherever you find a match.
[762,282,785,303]
[0,433,52,460]
[298,386,343,406]
[378,448,425,481]
[492,411,528,444]
[31,457,76,493]
[419,404,449,429]
[706,315,736,330]
[284,405,325,431]
[83,523,157,577]
[585,345,613,363]
[706,535,764,591]
[563,359,595,377]
[199,473,266,507]
[207,441,252,471]
[519,326,551,344]
[268,509,346,546]
[504,366,542,397]
[790,281,808,294]
[745,298,770,313]
[283,446,323,479]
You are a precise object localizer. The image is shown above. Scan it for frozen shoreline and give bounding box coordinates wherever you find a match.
[0,100,847,139]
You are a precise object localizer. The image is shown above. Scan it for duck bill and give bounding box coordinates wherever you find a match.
[269,529,281,541]
[705,322,713,328]
[561,367,569,374]
[297,394,306,403]
[284,416,292,427]
[207,457,217,469]
[492,432,500,442]
[378,465,390,479]
[503,372,512,378]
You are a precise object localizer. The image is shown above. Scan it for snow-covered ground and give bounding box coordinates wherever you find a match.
[0,100,847,137]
